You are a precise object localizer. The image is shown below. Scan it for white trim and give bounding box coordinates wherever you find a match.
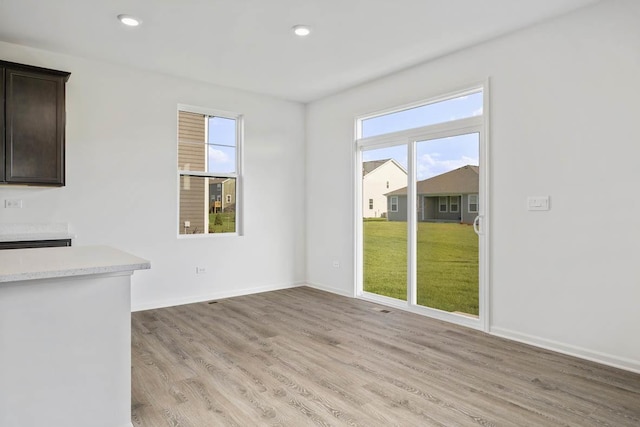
[357,115,483,149]
[468,194,479,213]
[354,81,491,333]
[235,114,245,236]
[390,195,398,212]
[177,231,239,239]
[177,103,241,120]
[449,195,460,213]
[132,281,304,312]
[177,105,244,237]
[438,196,448,213]
[491,327,640,375]
[407,140,417,306]
[359,292,482,330]
[179,170,238,179]
[354,147,363,297]
[355,84,484,138]
[305,282,355,298]
[480,77,491,332]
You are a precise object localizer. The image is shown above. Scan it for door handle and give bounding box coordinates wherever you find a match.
[473,215,481,235]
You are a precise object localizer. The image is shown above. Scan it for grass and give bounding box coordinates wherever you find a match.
[209,212,236,233]
[363,221,479,315]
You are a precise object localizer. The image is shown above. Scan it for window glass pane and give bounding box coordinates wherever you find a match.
[450,196,459,212]
[416,133,479,316]
[208,145,236,174]
[178,111,206,171]
[361,91,482,138]
[179,176,237,234]
[179,175,207,235]
[208,116,236,147]
[469,194,478,213]
[362,145,408,301]
[208,177,237,233]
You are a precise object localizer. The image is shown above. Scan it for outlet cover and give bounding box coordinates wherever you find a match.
[4,199,23,209]
[527,196,550,211]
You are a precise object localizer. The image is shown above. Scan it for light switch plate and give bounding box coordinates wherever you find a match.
[527,196,550,211]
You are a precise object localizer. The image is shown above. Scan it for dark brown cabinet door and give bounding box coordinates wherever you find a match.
[4,67,67,185]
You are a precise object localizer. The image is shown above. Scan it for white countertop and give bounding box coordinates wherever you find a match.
[0,245,150,283]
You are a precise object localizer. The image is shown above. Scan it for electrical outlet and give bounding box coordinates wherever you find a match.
[196,267,206,274]
[4,199,23,209]
[527,196,550,211]
[332,260,340,268]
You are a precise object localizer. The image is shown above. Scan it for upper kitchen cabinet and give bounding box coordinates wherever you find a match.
[1,60,71,186]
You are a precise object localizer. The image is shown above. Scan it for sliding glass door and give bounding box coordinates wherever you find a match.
[356,86,487,329]
[415,133,480,318]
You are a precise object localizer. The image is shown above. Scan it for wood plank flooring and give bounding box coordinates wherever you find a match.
[131,287,640,426]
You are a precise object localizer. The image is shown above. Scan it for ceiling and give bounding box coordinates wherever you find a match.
[0,0,600,103]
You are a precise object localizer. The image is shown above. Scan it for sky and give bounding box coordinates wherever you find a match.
[204,92,482,179]
[207,116,237,174]
[362,91,481,181]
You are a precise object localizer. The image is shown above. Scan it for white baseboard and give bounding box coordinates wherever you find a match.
[304,281,355,298]
[491,327,640,374]
[132,281,304,312]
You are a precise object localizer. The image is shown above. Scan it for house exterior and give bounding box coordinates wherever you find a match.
[386,165,479,224]
[362,159,407,218]
[209,178,236,213]
[178,111,206,234]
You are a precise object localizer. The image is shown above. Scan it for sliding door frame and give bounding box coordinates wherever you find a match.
[354,83,490,332]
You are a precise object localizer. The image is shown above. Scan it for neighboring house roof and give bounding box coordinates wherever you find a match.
[363,158,407,177]
[363,159,389,176]
[386,165,478,196]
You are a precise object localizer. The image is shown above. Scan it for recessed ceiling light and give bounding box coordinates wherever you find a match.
[118,14,141,27]
[292,25,311,37]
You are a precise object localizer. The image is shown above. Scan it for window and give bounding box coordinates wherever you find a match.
[178,106,242,235]
[369,199,374,209]
[449,196,459,213]
[439,196,448,213]
[361,90,483,138]
[356,84,486,326]
[468,194,478,213]
[390,196,398,212]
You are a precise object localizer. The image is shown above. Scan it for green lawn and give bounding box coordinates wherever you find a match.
[209,212,236,233]
[363,221,479,315]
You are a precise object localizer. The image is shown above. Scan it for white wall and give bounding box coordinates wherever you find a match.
[306,0,640,372]
[0,41,306,310]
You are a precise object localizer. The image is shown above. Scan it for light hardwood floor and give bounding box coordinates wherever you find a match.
[131,287,640,426]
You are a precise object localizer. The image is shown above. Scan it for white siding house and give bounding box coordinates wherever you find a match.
[362,159,407,218]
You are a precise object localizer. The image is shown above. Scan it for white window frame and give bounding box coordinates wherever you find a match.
[390,196,398,212]
[177,104,244,238]
[438,196,448,213]
[354,81,490,334]
[468,194,478,213]
[449,195,460,213]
